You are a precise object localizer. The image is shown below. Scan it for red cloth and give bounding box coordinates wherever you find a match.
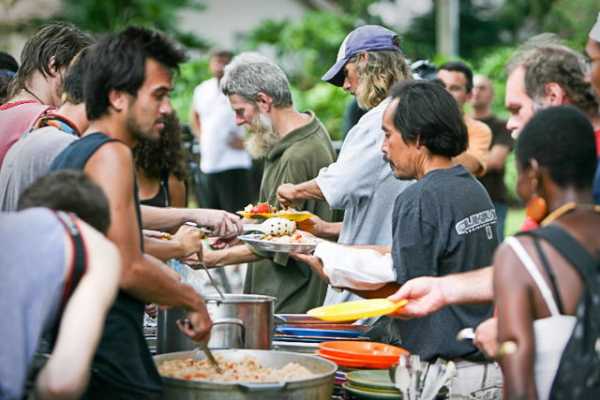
[520,215,540,232]
[595,129,600,157]
[0,101,52,168]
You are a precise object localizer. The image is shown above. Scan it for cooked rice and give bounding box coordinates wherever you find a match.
[158,355,314,382]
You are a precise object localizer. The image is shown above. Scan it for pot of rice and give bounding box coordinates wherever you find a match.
[155,349,336,399]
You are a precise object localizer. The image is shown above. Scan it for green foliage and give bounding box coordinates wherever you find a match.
[58,0,209,49]
[171,58,210,122]
[292,83,351,141]
[542,0,599,48]
[402,0,506,61]
[243,12,355,90]
[236,11,357,138]
[473,46,515,118]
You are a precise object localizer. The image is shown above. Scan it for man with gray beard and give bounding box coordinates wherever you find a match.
[201,52,336,314]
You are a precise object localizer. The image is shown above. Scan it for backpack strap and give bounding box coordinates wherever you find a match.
[518,231,566,314]
[528,225,598,282]
[505,237,562,316]
[54,211,88,315]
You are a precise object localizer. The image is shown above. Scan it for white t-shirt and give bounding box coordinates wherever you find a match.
[192,78,252,173]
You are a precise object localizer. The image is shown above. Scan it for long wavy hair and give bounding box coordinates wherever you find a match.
[133,112,188,181]
[353,48,412,110]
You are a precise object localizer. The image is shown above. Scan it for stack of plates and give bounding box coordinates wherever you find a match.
[271,340,320,354]
[273,314,370,359]
[343,370,402,399]
[317,341,408,369]
[274,326,369,343]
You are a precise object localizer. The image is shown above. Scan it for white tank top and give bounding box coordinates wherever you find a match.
[505,237,577,400]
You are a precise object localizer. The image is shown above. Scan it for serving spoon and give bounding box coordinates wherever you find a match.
[179,318,224,374]
[199,341,223,374]
[183,221,226,300]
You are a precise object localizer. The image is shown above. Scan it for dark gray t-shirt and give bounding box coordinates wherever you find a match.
[0,126,77,211]
[389,165,497,361]
[0,208,66,399]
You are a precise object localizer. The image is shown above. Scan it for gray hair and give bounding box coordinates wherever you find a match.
[221,52,293,107]
[505,33,565,75]
[514,45,598,116]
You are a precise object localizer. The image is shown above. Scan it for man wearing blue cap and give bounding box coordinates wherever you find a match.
[277,25,413,307]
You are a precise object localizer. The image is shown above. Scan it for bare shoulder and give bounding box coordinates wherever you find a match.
[493,238,533,290]
[88,140,133,165]
[85,141,134,190]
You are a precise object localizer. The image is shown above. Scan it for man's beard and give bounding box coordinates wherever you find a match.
[355,77,370,110]
[127,113,160,144]
[245,113,279,159]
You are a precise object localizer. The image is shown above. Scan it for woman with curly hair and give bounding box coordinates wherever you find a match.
[134,112,188,207]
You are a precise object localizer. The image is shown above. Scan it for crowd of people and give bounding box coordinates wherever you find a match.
[0,10,599,400]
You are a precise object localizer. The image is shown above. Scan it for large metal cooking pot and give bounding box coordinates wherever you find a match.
[154,349,336,400]
[157,294,275,353]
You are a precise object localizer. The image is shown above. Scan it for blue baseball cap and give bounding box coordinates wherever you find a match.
[322,25,401,87]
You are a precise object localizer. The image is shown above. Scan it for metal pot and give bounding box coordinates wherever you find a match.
[154,349,336,400]
[157,294,274,353]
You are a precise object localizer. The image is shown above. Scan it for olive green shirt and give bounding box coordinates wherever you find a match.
[244,112,335,313]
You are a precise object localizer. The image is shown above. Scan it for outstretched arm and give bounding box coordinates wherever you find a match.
[386,266,494,318]
[203,244,261,268]
[141,205,242,237]
[277,180,325,207]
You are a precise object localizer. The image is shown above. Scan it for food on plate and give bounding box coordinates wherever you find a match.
[240,204,314,221]
[158,355,314,383]
[261,231,313,244]
[260,217,296,236]
[244,202,276,214]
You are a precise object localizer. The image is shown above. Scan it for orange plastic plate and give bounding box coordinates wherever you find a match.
[319,341,408,363]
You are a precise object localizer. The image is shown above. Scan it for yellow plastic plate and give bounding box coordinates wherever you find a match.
[237,211,315,222]
[307,299,409,322]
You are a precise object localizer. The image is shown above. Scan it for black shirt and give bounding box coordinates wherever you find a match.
[50,132,162,398]
[477,115,514,203]
[389,165,497,361]
[140,169,170,208]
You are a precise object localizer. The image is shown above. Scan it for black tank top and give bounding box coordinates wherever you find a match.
[140,169,170,208]
[50,132,162,398]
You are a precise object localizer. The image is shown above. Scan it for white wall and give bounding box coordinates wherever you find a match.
[178,0,308,50]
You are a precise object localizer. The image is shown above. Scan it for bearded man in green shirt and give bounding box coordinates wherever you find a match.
[202,52,336,313]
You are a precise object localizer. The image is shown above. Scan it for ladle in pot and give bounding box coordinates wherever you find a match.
[179,318,224,374]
